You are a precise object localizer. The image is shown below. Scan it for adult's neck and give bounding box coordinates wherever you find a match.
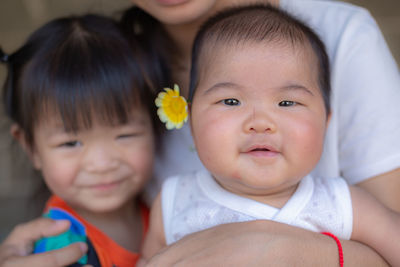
[162,0,280,64]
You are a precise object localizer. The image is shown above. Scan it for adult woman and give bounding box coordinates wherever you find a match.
[2,0,399,266]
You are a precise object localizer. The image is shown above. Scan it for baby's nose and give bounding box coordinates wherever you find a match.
[244,107,277,133]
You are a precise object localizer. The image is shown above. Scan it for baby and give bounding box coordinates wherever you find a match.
[142,4,400,266]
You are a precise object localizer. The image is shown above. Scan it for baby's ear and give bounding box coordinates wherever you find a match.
[326,111,332,126]
[188,102,193,131]
[10,124,42,169]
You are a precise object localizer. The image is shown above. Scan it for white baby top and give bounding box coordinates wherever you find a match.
[147,0,400,203]
[161,171,353,245]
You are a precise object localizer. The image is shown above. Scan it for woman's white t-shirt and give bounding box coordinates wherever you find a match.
[147,0,400,202]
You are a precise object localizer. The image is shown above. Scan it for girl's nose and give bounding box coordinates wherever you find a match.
[83,144,119,173]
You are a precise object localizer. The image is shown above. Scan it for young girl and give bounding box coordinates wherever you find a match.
[142,5,400,267]
[1,14,167,267]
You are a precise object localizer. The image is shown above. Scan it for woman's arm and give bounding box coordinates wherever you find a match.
[350,185,400,266]
[0,218,88,267]
[144,220,388,267]
[141,193,167,261]
[357,168,400,212]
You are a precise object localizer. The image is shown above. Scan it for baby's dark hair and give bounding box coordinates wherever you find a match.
[189,4,331,114]
[1,14,168,148]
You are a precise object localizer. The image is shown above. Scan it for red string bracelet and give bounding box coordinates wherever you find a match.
[321,232,343,267]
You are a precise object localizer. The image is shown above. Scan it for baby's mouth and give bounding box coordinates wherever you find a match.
[251,148,270,152]
[247,145,277,153]
[244,145,280,158]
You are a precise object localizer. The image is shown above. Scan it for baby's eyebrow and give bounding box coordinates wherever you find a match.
[203,82,315,96]
[280,84,314,96]
[203,82,240,95]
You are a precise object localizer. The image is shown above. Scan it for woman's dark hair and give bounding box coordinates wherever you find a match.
[189,4,331,115]
[2,14,168,148]
[119,6,172,91]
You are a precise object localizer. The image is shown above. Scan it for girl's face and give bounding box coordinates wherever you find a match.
[190,42,328,203]
[30,108,154,215]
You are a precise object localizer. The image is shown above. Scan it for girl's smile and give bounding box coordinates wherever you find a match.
[87,179,126,193]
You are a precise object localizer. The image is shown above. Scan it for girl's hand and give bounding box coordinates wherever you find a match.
[143,220,388,267]
[0,218,88,267]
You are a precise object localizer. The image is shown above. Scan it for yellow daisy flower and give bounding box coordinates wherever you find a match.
[155,84,188,130]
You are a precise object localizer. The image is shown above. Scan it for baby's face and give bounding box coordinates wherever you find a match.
[31,108,154,214]
[190,42,328,202]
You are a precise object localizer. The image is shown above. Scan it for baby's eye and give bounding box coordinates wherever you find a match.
[279,100,296,107]
[222,98,240,106]
[60,140,81,148]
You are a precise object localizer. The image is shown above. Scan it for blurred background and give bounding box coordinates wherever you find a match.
[0,0,399,241]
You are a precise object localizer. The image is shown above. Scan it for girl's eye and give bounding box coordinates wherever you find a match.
[60,140,81,148]
[222,98,240,106]
[279,100,296,107]
[117,133,142,139]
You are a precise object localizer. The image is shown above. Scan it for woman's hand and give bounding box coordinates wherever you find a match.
[142,220,388,267]
[0,218,88,267]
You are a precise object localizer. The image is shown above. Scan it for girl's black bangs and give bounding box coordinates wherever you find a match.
[21,35,145,132]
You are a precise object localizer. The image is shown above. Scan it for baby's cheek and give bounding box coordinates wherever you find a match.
[294,123,325,167]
